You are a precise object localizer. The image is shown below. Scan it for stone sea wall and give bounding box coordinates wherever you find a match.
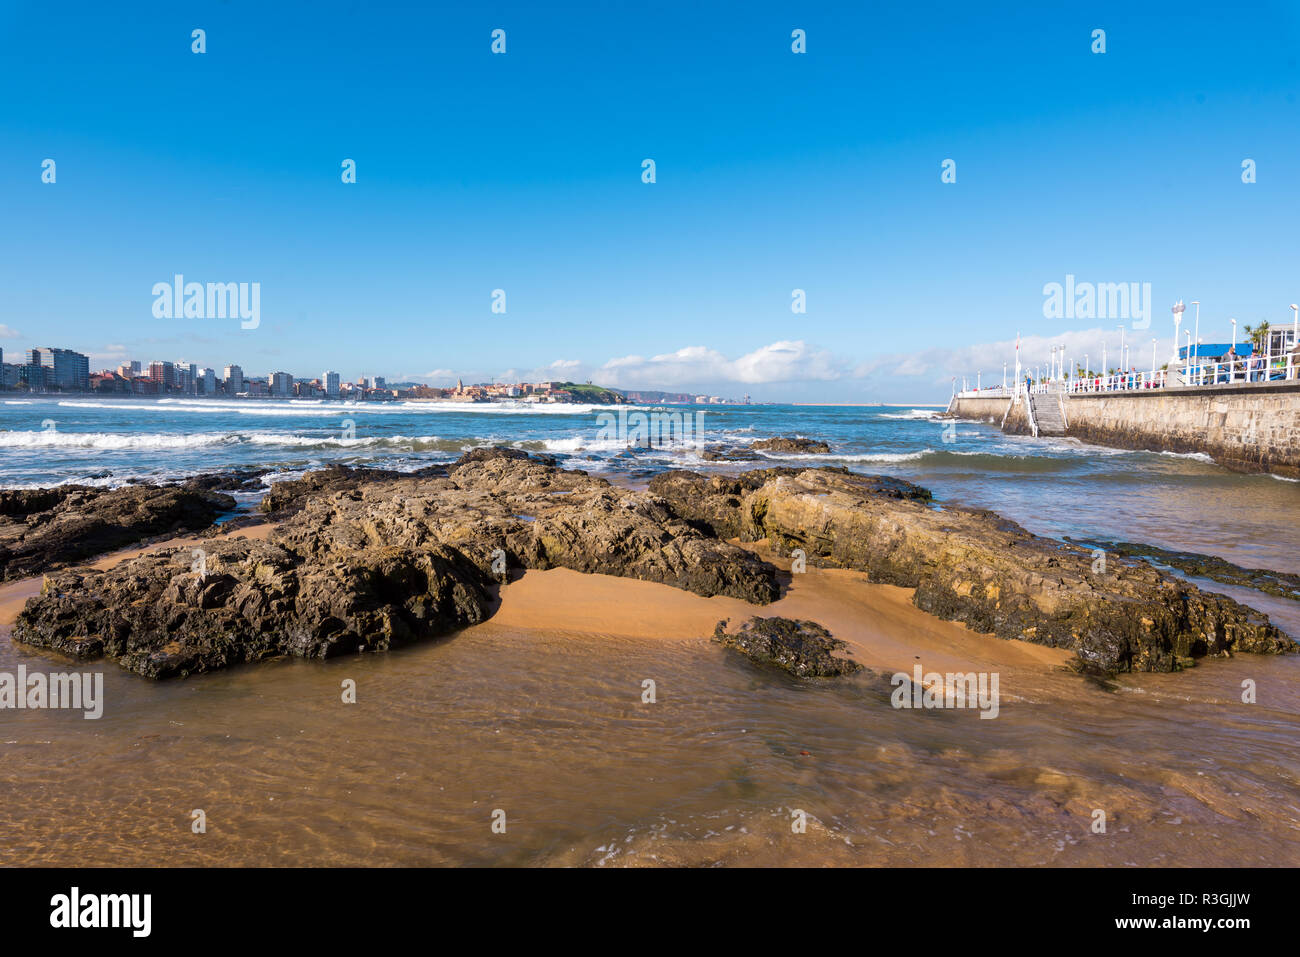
[945,396,1010,423]
[947,383,1300,477]
[1063,382,1300,478]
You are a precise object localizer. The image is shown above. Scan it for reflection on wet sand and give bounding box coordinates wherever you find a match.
[1,533,1296,867]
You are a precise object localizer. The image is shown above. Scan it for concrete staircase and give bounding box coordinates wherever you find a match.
[1029,393,1066,436]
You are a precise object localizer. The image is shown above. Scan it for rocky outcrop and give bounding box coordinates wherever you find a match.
[14,538,491,678]
[452,446,556,468]
[1067,537,1300,602]
[0,483,238,581]
[700,446,760,462]
[259,465,415,515]
[269,454,779,604]
[15,456,1292,679]
[713,617,862,677]
[15,455,780,677]
[751,437,832,454]
[648,469,931,541]
[650,467,1293,674]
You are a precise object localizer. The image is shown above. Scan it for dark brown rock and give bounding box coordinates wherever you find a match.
[655,467,1293,674]
[713,616,862,678]
[0,484,236,581]
[13,537,491,678]
[751,436,832,454]
[16,457,780,677]
[453,446,556,468]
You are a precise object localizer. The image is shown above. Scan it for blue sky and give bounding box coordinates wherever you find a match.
[2,0,1299,401]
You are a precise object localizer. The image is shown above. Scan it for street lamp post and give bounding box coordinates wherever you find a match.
[1172,300,1185,364]
[1230,318,1237,381]
[1191,300,1201,368]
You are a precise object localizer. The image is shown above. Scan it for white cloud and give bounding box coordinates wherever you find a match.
[597,340,842,388]
[0,324,19,339]
[89,344,131,363]
[855,327,1177,386]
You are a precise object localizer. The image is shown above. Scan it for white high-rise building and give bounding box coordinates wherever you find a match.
[324,370,340,397]
[223,364,244,394]
[198,368,216,394]
[174,361,197,394]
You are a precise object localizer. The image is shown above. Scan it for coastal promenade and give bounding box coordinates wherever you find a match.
[946,379,1300,478]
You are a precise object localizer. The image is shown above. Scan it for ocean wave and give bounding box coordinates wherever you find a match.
[0,429,480,452]
[877,408,941,420]
[752,449,929,463]
[0,430,241,450]
[538,435,637,453]
[1155,450,1217,463]
[245,433,466,451]
[54,398,650,417]
[536,435,709,453]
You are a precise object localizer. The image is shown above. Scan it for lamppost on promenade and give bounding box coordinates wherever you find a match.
[1230,318,1238,379]
[1191,300,1201,367]
[1171,301,1185,365]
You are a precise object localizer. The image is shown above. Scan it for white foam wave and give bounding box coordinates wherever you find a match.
[877,408,941,420]
[753,450,928,463]
[0,430,240,450]
[1155,450,1216,463]
[54,398,651,417]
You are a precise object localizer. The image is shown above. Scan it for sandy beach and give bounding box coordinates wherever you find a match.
[485,545,1073,677]
[1,516,1071,681]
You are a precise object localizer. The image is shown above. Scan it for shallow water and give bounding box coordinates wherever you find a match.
[3,396,1296,576]
[1,397,1298,866]
[2,619,1297,867]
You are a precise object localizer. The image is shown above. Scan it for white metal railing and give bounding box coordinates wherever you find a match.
[1176,352,1296,387]
[1066,369,1168,393]
[953,385,1014,399]
[1067,353,1297,393]
[956,352,1298,399]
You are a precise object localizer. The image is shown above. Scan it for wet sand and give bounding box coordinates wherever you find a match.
[486,550,1073,677]
[1,522,1298,867]
[2,524,1071,680]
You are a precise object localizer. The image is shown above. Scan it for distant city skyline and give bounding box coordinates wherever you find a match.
[2,340,761,403]
[3,2,1299,401]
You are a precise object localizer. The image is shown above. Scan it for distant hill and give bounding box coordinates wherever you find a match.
[555,382,629,404]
